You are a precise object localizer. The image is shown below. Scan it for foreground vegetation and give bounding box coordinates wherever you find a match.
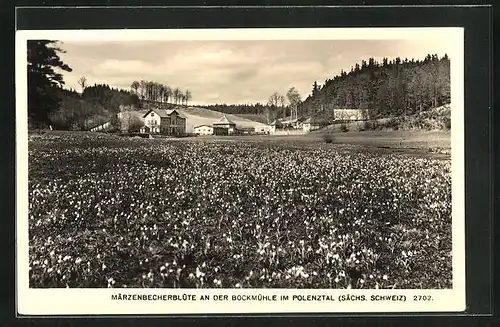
[28,133,452,289]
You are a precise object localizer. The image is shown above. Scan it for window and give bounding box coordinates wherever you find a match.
[150,113,154,117]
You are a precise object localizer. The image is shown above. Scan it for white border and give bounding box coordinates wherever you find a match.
[16,28,465,315]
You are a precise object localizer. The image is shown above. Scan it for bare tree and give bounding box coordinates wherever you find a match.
[185,89,192,107]
[164,85,172,103]
[78,76,87,93]
[286,87,301,121]
[131,81,140,95]
[173,88,181,105]
[139,80,147,100]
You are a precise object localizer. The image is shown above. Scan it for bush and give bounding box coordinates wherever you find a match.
[323,132,335,143]
[443,117,451,130]
[340,124,349,132]
[363,120,379,131]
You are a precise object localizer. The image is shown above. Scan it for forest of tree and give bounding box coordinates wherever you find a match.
[299,54,450,119]
[48,84,140,130]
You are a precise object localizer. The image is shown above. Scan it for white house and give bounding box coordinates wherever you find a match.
[333,109,369,121]
[141,109,187,135]
[194,124,214,135]
[302,118,322,133]
[253,125,271,134]
[142,109,161,133]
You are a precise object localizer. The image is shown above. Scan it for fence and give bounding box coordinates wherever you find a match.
[270,130,306,136]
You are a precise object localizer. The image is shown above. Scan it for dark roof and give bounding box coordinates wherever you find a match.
[213,114,236,126]
[142,109,187,119]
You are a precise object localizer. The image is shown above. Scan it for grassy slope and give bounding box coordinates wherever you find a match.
[233,114,269,124]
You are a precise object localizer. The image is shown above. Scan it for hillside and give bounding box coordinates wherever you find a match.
[299,54,450,120]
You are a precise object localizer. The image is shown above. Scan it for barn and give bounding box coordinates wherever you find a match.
[213,115,236,135]
[194,124,214,135]
[141,109,187,136]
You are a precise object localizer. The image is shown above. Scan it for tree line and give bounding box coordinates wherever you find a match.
[130,80,192,106]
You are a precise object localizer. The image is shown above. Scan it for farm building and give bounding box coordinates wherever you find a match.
[253,125,271,134]
[141,109,187,135]
[269,119,284,134]
[89,121,111,132]
[194,124,214,135]
[213,115,236,135]
[302,117,323,133]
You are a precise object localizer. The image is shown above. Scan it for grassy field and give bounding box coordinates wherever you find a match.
[28,132,452,289]
[190,129,451,158]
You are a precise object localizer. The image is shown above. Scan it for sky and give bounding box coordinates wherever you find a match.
[57,39,455,105]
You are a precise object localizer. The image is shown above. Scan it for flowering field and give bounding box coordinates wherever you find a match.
[28,133,452,289]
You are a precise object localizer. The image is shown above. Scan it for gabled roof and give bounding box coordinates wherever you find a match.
[142,109,187,119]
[213,114,235,126]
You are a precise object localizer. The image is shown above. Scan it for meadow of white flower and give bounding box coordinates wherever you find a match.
[28,133,452,289]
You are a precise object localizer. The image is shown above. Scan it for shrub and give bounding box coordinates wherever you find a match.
[340,124,349,132]
[443,117,451,130]
[323,132,335,143]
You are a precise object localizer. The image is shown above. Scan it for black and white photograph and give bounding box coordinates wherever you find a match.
[17,27,465,314]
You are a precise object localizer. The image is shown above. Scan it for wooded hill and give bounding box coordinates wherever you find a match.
[299,54,450,120]
[49,84,140,130]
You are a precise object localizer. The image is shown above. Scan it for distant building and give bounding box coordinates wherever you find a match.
[302,117,322,133]
[89,121,111,132]
[194,124,214,135]
[253,125,271,134]
[333,108,369,121]
[213,115,236,135]
[141,109,187,135]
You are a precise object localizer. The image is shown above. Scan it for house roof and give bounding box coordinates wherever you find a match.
[213,114,236,126]
[142,109,187,119]
[269,119,283,126]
